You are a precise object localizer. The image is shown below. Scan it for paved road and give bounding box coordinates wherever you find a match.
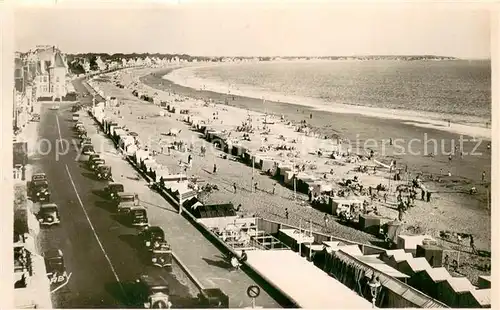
[32,79,197,308]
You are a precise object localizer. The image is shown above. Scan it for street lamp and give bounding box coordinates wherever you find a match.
[368,274,381,308]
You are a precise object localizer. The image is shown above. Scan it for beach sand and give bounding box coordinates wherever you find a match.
[91,66,491,284]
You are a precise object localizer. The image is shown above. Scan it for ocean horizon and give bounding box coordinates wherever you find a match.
[164,60,491,129]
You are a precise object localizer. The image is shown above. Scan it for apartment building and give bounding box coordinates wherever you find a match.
[25,45,69,101]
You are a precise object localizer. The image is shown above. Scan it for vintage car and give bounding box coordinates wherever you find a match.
[72,113,79,121]
[37,203,61,226]
[115,192,139,205]
[50,104,60,110]
[30,180,50,203]
[132,275,171,308]
[80,137,92,147]
[126,205,149,227]
[104,183,124,200]
[44,248,65,277]
[31,113,41,122]
[90,159,105,171]
[74,122,84,130]
[82,144,95,155]
[96,165,112,180]
[139,226,165,251]
[71,105,80,112]
[87,154,101,165]
[31,172,47,182]
[151,240,172,268]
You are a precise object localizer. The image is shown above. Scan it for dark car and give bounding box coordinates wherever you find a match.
[90,159,105,171]
[115,192,139,206]
[30,180,50,203]
[104,182,124,200]
[80,137,92,146]
[127,205,149,227]
[151,241,172,268]
[31,114,41,122]
[37,203,61,226]
[44,248,65,277]
[132,275,171,308]
[96,165,112,180]
[82,144,94,155]
[139,226,165,251]
[31,172,47,182]
[87,154,101,166]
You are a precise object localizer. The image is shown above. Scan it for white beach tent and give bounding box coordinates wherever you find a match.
[142,159,159,171]
[135,149,151,164]
[155,169,171,182]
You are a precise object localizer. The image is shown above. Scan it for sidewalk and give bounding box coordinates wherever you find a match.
[80,114,280,308]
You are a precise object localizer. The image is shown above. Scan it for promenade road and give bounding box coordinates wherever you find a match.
[79,77,282,308]
[33,95,195,307]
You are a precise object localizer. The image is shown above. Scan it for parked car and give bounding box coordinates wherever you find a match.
[90,159,105,171]
[104,183,124,200]
[50,104,60,110]
[126,205,149,227]
[37,203,61,226]
[31,172,47,182]
[82,144,95,155]
[139,226,165,251]
[29,180,50,203]
[96,165,112,180]
[87,154,101,166]
[80,137,92,147]
[72,113,79,121]
[132,275,171,308]
[44,248,65,277]
[31,114,40,122]
[151,240,172,268]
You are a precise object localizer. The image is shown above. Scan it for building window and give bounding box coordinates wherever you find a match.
[56,77,60,83]
[50,86,54,92]
[43,76,47,83]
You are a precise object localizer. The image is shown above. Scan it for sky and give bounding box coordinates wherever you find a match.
[13,3,492,59]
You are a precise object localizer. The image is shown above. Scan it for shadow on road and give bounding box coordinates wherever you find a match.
[202,257,232,270]
[104,281,134,308]
[92,189,108,199]
[118,234,141,250]
[81,172,100,181]
[95,200,113,212]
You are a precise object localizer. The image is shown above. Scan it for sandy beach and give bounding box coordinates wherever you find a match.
[89,65,491,284]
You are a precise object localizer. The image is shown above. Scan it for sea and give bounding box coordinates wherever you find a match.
[191,60,491,123]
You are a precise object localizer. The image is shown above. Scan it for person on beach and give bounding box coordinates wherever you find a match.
[426,191,432,203]
[285,208,289,221]
[213,164,217,174]
[470,235,477,254]
[233,182,237,193]
[324,213,329,227]
[383,193,388,203]
[273,183,276,195]
[188,154,192,165]
[254,182,258,192]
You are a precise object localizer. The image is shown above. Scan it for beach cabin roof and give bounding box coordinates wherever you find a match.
[471,289,491,307]
[406,257,432,273]
[426,267,451,282]
[357,255,410,279]
[384,249,414,263]
[336,245,363,257]
[397,234,435,250]
[447,277,475,293]
[246,249,371,308]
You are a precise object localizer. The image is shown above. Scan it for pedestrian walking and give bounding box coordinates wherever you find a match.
[324,213,329,227]
[482,171,486,182]
[254,182,258,192]
[426,191,432,203]
[470,235,477,254]
[188,154,192,165]
[448,154,452,163]
[213,164,217,174]
[233,182,237,193]
[285,208,289,220]
[383,193,387,203]
[369,186,372,196]
[272,183,276,195]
